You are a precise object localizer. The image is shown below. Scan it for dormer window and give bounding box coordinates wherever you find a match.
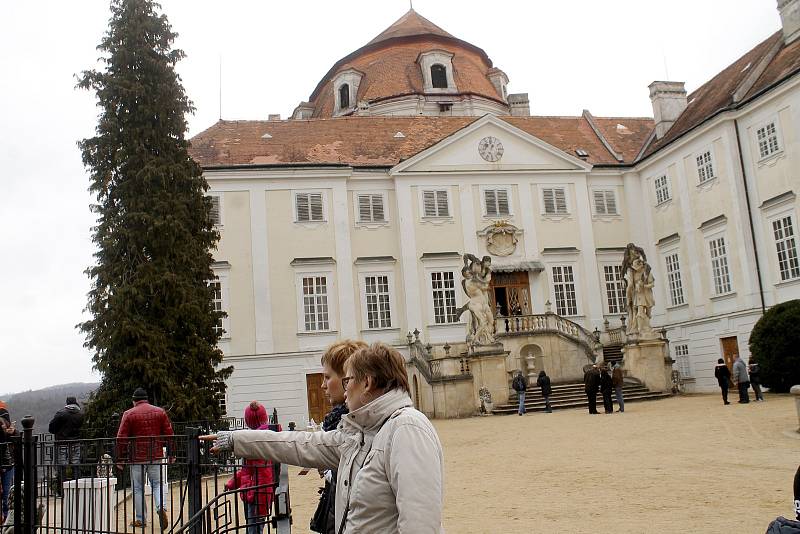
[339,84,350,109]
[431,64,448,89]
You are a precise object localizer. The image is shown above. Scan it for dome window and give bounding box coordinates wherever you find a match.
[431,64,448,89]
[339,83,350,109]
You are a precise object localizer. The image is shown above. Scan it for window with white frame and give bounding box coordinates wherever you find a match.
[364,274,392,329]
[357,194,386,223]
[209,278,225,336]
[709,236,733,295]
[295,192,324,222]
[484,188,510,217]
[431,271,458,324]
[302,275,330,331]
[603,265,625,314]
[674,343,692,378]
[552,265,578,316]
[542,187,568,215]
[664,252,686,306]
[422,189,450,218]
[208,195,222,226]
[696,150,715,183]
[772,215,800,281]
[756,121,780,159]
[593,190,618,216]
[654,175,671,205]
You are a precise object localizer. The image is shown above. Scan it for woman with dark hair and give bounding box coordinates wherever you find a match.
[203,342,444,533]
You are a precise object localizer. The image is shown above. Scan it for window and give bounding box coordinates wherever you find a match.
[295,192,324,222]
[431,64,448,89]
[209,278,225,336]
[593,190,618,216]
[339,84,350,109]
[542,187,568,215]
[756,121,780,159]
[773,216,800,281]
[422,189,450,217]
[364,275,392,329]
[357,194,386,223]
[696,150,715,183]
[214,384,227,416]
[431,271,458,324]
[654,175,671,205]
[709,237,733,295]
[552,265,578,316]
[484,188,510,217]
[674,344,692,378]
[208,195,222,225]
[603,265,625,314]
[665,253,686,306]
[302,276,330,331]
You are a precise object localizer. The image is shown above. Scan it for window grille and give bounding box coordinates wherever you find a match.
[365,275,392,328]
[696,151,715,183]
[552,265,578,316]
[709,237,732,295]
[302,276,330,331]
[674,344,692,378]
[756,122,780,158]
[431,271,458,324]
[665,252,685,306]
[654,175,671,205]
[209,279,224,336]
[773,216,800,281]
[603,265,625,314]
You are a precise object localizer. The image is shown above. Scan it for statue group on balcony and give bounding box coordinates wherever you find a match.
[622,243,655,337]
[458,253,496,346]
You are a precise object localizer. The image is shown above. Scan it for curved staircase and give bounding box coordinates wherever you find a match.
[492,379,671,415]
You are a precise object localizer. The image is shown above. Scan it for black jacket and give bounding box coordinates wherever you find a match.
[765,517,800,534]
[536,373,552,397]
[600,371,613,393]
[512,374,528,393]
[749,363,762,385]
[714,364,731,387]
[48,404,84,441]
[584,370,600,393]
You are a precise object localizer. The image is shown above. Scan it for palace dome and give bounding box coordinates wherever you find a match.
[293,10,518,119]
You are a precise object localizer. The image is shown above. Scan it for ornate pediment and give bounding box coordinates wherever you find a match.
[477,220,523,257]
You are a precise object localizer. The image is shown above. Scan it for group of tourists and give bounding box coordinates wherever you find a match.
[714,354,765,405]
[583,363,625,414]
[511,370,552,415]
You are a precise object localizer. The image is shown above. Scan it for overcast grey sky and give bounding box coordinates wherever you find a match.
[0,0,780,395]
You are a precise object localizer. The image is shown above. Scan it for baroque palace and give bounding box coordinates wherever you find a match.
[189,3,800,425]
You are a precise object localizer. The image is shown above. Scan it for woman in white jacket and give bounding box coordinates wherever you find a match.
[204,342,444,534]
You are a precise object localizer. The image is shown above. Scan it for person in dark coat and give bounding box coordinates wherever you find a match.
[48,396,84,496]
[612,363,625,413]
[512,371,528,416]
[599,366,614,414]
[764,464,800,533]
[536,370,553,413]
[749,358,765,401]
[714,359,731,405]
[583,365,600,414]
[0,402,17,524]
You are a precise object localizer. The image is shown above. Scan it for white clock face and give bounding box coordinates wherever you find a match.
[478,136,504,162]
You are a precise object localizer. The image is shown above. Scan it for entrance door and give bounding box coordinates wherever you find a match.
[720,336,739,372]
[306,373,326,426]
[490,271,531,316]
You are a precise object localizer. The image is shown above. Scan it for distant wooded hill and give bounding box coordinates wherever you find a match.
[1,383,98,435]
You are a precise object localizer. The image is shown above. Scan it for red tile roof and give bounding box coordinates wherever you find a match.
[366,9,455,47]
[188,115,654,169]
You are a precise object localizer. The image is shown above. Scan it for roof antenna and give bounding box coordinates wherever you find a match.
[662,49,670,80]
[409,0,413,9]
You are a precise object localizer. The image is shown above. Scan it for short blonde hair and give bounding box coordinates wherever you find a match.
[347,342,410,393]
[321,339,368,376]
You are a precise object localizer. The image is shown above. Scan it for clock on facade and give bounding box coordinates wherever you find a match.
[478,136,504,162]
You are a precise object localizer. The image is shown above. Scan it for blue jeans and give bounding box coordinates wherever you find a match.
[517,391,526,414]
[615,386,625,412]
[1,467,13,519]
[130,463,165,523]
[543,396,552,412]
[245,502,264,534]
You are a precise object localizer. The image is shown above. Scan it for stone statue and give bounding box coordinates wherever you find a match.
[621,243,655,336]
[457,253,496,345]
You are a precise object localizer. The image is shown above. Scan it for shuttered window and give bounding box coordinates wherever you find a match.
[422,190,449,217]
[295,192,324,222]
[593,190,618,215]
[208,195,221,225]
[484,188,510,217]
[542,187,568,215]
[357,194,386,223]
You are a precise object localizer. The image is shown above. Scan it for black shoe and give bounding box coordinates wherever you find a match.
[724,401,731,405]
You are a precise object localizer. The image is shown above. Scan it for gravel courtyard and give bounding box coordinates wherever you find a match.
[287,394,799,533]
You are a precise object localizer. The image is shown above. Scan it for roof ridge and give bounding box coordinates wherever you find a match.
[581,110,624,163]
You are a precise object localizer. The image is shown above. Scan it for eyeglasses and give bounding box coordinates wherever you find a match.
[341,376,354,389]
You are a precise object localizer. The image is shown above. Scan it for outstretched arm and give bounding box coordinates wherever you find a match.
[203,429,344,470]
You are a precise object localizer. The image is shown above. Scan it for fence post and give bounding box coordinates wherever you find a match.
[186,427,202,534]
[21,415,37,534]
[12,430,22,533]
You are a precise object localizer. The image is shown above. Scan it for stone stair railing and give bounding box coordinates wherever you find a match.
[406,330,472,384]
[496,312,601,358]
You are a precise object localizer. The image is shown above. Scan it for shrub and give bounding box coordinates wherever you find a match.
[749,300,800,393]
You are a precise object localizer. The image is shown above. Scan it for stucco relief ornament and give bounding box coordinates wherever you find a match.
[456,253,496,346]
[621,243,657,339]
[478,220,522,257]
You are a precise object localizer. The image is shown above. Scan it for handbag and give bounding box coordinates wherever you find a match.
[309,479,334,533]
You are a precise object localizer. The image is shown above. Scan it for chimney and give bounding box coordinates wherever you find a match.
[268,114,281,121]
[778,0,800,44]
[648,81,687,139]
[508,93,530,117]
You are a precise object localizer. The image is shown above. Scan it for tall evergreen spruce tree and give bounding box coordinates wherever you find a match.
[78,0,231,432]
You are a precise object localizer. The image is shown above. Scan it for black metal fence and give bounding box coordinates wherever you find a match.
[0,416,292,534]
